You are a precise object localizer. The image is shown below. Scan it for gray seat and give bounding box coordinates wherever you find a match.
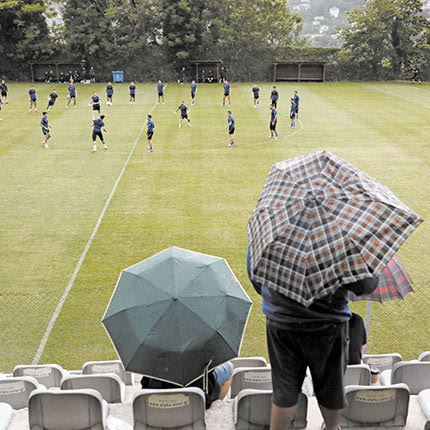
[362,353,402,373]
[345,364,371,386]
[380,361,430,394]
[231,357,268,369]
[235,389,307,429]
[133,387,206,430]
[61,373,125,403]
[419,352,430,362]
[13,364,67,388]
[418,389,430,430]
[230,367,272,399]
[0,403,13,430]
[339,384,410,427]
[0,376,42,409]
[82,360,133,385]
[29,388,109,430]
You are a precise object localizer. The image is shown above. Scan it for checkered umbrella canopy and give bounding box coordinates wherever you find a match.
[348,255,413,302]
[247,150,423,307]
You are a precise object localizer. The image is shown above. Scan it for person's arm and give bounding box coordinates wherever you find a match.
[225,120,231,129]
[272,113,277,124]
[345,277,379,296]
[246,247,262,295]
[102,126,107,132]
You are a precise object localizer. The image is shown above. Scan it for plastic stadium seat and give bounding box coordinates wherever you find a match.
[61,373,125,403]
[234,389,307,429]
[419,352,430,362]
[133,387,206,430]
[362,353,402,373]
[339,384,410,427]
[418,389,430,430]
[380,361,430,394]
[0,403,13,430]
[344,364,371,386]
[230,367,272,399]
[0,376,43,409]
[82,360,133,385]
[13,364,67,388]
[29,388,109,430]
[231,357,268,369]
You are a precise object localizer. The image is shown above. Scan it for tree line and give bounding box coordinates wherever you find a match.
[0,0,429,81]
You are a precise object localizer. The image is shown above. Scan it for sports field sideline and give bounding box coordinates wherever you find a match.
[0,81,429,372]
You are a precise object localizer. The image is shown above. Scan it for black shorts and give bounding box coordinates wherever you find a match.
[130,93,135,98]
[271,100,277,107]
[228,128,235,135]
[1,91,6,96]
[92,131,103,142]
[181,114,188,120]
[158,93,163,97]
[42,129,49,135]
[30,98,37,102]
[270,122,277,131]
[93,105,100,111]
[224,93,230,97]
[147,132,153,140]
[290,111,296,119]
[191,93,195,99]
[107,94,113,98]
[266,320,348,410]
[295,107,299,114]
[69,95,76,99]
[48,101,55,106]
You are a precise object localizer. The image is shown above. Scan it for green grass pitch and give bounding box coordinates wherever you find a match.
[0,81,429,372]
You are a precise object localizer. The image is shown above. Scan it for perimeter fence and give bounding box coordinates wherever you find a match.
[1,284,429,374]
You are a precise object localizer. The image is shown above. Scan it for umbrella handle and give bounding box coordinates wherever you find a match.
[203,360,212,394]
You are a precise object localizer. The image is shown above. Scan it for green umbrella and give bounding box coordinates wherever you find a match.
[102,246,252,387]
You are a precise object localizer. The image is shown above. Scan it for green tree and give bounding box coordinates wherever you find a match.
[0,0,54,73]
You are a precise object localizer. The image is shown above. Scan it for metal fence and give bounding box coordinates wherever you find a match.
[1,284,429,374]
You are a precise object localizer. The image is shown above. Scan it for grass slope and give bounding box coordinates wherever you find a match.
[0,82,429,372]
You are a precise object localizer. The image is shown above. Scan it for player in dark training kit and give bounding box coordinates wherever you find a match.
[66,81,77,108]
[106,82,114,106]
[252,85,260,108]
[293,91,300,119]
[157,80,164,104]
[174,101,191,128]
[28,85,38,113]
[91,114,107,152]
[226,110,235,146]
[46,89,58,112]
[190,81,197,105]
[271,86,279,108]
[290,98,297,128]
[129,82,136,105]
[222,80,231,107]
[41,111,52,148]
[0,80,8,104]
[270,105,279,139]
[90,92,101,119]
[147,114,155,152]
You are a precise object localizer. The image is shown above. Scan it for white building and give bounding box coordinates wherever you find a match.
[329,6,340,18]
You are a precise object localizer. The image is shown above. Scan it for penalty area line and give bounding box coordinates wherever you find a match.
[32,89,165,364]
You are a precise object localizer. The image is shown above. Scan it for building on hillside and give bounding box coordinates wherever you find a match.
[329,6,340,18]
[314,16,325,21]
[313,20,321,26]
[319,25,329,34]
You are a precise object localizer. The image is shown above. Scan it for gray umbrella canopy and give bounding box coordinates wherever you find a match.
[102,247,252,387]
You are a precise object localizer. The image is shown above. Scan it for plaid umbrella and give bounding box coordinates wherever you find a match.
[247,150,423,307]
[348,255,413,302]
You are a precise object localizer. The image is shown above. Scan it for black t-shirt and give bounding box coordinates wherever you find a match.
[348,312,367,364]
[141,372,220,409]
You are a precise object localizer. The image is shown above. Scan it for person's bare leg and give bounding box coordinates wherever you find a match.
[319,405,341,430]
[270,404,296,430]
[218,362,234,400]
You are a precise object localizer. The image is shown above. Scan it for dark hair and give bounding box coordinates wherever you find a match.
[42,111,47,115]
[148,114,152,119]
[227,110,231,114]
[100,115,105,119]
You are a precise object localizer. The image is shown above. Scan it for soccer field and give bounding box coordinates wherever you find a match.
[0,81,429,373]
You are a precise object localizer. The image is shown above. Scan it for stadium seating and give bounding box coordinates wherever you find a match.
[133,387,206,429]
[13,363,67,388]
[418,389,430,430]
[60,373,125,403]
[231,357,268,369]
[0,403,13,430]
[419,352,430,362]
[362,353,402,373]
[82,360,133,385]
[234,389,307,429]
[339,384,410,427]
[28,388,109,430]
[344,364,371,386]
[380,361,430,394]
[230,367,272,399]
[0,376,43,409]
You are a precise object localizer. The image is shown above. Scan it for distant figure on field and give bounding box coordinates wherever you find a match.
[293,90,300,119]
[46,89,58,112]
[226,110,235,146]
[252,85,260,108]
[157,80,164,104]
[66,80,77,108]
[106,82,114,106]
[90,92,101,119]
[41,111,51,148]
[270,105,279,139]
[223,80,231,107]
[146,114,154,152]
[28,85,37,113]
[0,79,8,104]
[190,80,197,105]
[290,98,297,128]
[91,114,107,152]
[271,86,279,108]
[174,101,191,128]
[412,66,421,84]
[129,82,137,105]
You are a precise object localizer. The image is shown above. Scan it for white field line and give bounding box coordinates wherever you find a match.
[32,89,165,364]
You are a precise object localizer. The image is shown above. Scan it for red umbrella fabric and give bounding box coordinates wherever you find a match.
[247,150,423,307]
[348,255,413,302]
